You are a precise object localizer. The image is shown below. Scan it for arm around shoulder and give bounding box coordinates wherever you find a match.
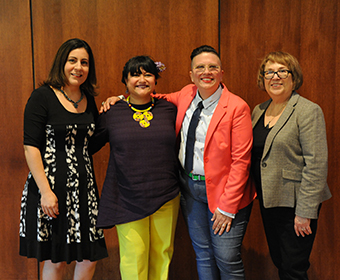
[152,84,197,106]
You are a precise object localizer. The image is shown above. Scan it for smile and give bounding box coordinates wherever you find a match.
[271,83,282,87]
[201,77,214,83]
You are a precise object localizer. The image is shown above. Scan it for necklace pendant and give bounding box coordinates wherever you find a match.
[139,120,151,128]
[59,88,84,108]
[133,112,143,121]
[132,111,153,128]
[128,96,155,128]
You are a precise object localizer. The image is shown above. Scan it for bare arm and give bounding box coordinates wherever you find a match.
[99,93,172,113]
[24,145,59,218]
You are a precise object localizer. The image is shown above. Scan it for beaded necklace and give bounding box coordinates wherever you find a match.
[59,88,84,108]
[127,96,154,128]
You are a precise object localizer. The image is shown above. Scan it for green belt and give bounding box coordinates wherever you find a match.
[188,172,205,181]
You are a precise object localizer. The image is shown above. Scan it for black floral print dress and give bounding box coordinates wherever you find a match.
[19,86,107,263]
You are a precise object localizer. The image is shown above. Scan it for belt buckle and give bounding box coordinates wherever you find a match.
[190,173,204,181]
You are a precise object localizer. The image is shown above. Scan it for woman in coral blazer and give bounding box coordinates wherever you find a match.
[154,45,255,280]
[159,83,255,215]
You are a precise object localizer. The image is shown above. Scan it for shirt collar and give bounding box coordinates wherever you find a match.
[194,84,223,109]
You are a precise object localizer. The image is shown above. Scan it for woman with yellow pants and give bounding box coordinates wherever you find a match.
[91,56,180,280]
[117,195,180,279]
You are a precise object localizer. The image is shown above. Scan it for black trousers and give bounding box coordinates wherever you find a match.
[259,204,319,280]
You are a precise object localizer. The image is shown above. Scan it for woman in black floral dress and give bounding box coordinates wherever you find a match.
[19,38,107,280]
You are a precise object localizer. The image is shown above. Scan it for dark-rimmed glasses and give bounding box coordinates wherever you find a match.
[263,69,292,80]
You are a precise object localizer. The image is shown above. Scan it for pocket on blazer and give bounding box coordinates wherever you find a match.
[281,169,302,207]
[282,169,302,181]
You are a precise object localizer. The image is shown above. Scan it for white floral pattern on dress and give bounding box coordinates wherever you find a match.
[84,124,104,241]
[19,125,56,241]
[19,124,104,244]
[65,124,81,243]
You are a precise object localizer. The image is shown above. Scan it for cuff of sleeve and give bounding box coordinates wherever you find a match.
[217,208,235,219]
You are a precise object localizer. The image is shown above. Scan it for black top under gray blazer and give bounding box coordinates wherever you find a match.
[252,92,332,219]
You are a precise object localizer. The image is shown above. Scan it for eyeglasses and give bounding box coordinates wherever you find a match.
[193,64,221,73]
[263,69,292,80]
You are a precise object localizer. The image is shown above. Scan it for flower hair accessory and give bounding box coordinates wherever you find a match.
[155,61,166,72]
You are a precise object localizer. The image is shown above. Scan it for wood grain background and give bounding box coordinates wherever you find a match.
[1,0,338,279]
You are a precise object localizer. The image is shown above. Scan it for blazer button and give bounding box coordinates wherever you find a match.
[262,162,267,168]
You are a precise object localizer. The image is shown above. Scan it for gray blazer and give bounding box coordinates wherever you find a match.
[252,92,332,219]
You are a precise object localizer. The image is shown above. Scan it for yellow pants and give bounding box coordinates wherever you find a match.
[116,195,180,280]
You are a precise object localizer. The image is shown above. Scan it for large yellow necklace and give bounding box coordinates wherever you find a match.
[127,96,154,128]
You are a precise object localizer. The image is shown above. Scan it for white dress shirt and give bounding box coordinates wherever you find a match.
[179,85,235,218]
[179,85,222,174]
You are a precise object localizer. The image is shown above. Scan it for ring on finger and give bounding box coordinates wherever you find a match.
[102,101,105,105]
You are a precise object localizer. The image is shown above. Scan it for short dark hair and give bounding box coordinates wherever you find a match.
[121,55,160,85]
[43,38,97,96]
[190,45,220,61]
[257,51,303,91]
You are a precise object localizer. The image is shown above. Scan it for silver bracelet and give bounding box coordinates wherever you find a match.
[117,95,125,100]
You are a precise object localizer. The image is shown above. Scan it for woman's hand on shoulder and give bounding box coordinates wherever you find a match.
[99,95,125,113]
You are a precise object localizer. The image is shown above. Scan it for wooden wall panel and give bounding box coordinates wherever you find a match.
[220,1,340,279]
[299,1,340,279]
[0,0,37,279]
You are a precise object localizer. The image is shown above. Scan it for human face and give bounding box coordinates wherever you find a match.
[190,52,224,99]
[126,68,156,104]
[64,48,89,89]
[264,61,294,102]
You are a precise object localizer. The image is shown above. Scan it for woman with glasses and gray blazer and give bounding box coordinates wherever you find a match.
[251,51,332,280]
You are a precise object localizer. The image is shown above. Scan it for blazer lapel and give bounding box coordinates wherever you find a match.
[262,92,299,159]
[252,100,270,129]
[205,88,229,147]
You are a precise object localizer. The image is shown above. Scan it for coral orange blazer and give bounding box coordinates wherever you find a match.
[155,83,256,214]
